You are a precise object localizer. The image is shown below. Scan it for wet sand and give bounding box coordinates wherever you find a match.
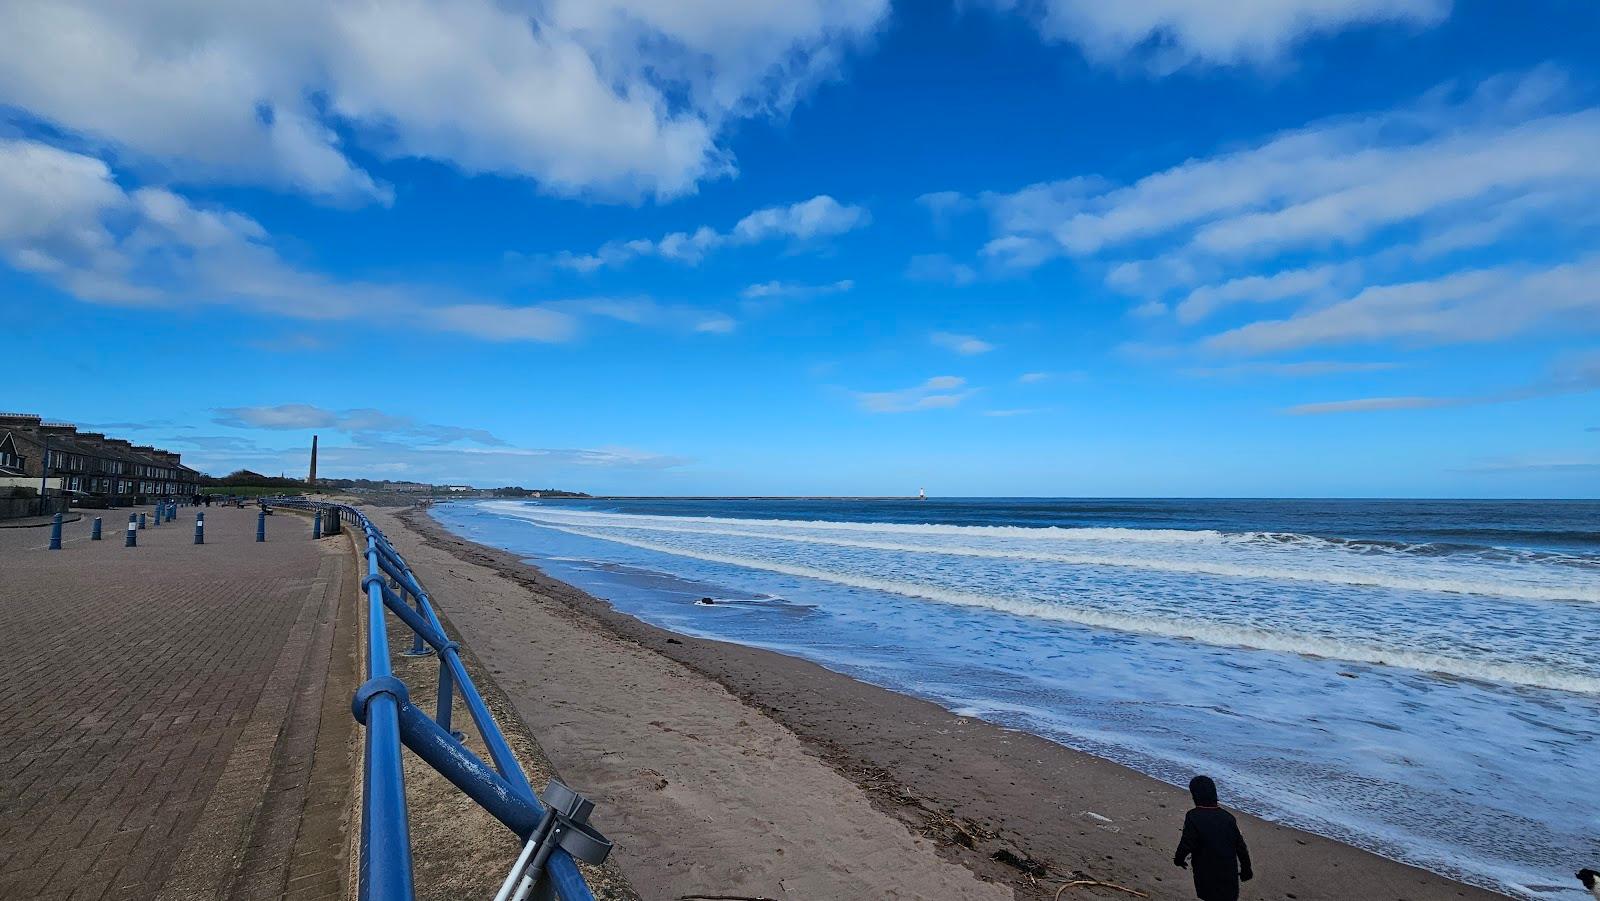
[376,504,1509,901]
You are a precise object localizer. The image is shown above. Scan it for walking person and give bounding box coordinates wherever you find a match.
[1173,775,1253,901]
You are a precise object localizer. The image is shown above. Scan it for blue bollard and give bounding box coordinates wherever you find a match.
[194,512,204,545]
[138,512,146,529]
[313,510,323,540]
[169,501,176,522]
[49,513,63,550]
[91,517,102,541]
[257,510,266,542]
[126,513,137,547]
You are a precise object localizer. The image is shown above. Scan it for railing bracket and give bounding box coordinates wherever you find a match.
[352,675,410,725]
[495,781,612,901]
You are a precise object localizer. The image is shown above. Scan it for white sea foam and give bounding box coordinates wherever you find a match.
[528,521,1600,695]
[481,502,1228,542]
[489,504,1600,603]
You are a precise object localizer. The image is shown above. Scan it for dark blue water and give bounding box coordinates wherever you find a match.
[432,497,1600,898]
[560,497,1600,552]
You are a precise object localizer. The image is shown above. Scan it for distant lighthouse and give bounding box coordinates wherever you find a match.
[308,434,318,485]
[918,487,926,500]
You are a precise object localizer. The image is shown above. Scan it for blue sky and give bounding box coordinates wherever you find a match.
[3,0,1597,497]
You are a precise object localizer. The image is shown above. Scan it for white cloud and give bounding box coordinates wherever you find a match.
[1461,457,1600,475]
[740,279,854,300]
[960,70,1599,270]
[694,314,738,334]
[983,0,1448,70]
[423,304,580,342]
[175,433,689,483]
[733,194,870,242]
[1185,360,1399,378]
[931,332,996,355]
[0,138,734,343]
[1017,371,1052,383]
[1284,395,1453,415]
[982,407,1048,417]
[943,70,1600,367]
[854,376,975,413]
[916,190,973,229]
[1281,351,1600,414]
[213,404,507,445]
[1205,257,1600,354]
[555,195,869,271]
[1176,264,1349,324]
[905,254,979,285]
[0,0,888,202]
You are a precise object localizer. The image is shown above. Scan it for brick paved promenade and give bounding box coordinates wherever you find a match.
[0,505,358,900]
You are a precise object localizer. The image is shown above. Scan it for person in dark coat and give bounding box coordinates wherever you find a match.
[1173,775,1253,901]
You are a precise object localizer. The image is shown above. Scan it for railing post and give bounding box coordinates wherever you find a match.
[360,534,418,900]
[257,510,267,542]
[91,516,102,541]
[49,513,62,550]
[437,659,459,739]
[125,513,137,547]
[194,512,204,545]
[402,588,430,657]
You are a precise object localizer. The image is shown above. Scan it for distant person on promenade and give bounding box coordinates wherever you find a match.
[1173,775,1253,901]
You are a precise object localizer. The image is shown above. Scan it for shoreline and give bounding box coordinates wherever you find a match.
[393,503,1513,900]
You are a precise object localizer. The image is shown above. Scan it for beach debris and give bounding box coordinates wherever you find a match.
[677,896,780,901]
[1052,879,1148,899]
[1078,810,1121,832]
[666,638,683,644]
[991,848,1048,877]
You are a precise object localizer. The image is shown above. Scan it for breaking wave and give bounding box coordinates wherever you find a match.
[525,521,1600,695]
[483,504,1599,604]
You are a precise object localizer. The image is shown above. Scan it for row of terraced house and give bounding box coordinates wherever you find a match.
[0,413,201,508]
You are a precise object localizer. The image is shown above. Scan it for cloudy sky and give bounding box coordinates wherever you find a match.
[4,1,1597,496]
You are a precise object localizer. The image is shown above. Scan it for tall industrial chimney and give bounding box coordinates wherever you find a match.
[308,434,318,485]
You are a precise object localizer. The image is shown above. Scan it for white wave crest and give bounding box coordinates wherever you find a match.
[489,505,1600,603]
[482,502,1229,542]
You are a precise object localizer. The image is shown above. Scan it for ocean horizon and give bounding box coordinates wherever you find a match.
[434,495,1599,900]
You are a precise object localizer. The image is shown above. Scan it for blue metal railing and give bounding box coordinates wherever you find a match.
[267,498,605,901]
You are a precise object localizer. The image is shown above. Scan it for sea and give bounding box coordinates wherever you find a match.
[429,497,1600,899]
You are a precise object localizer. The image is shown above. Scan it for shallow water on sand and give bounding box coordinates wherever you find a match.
[431,497,1600,899]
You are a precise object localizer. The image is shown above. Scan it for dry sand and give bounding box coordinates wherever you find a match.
[368,505,1509,901]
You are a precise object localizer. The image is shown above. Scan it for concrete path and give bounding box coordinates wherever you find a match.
[0,505,358,901]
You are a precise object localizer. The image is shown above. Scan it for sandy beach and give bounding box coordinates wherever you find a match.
[371,504,1512,901]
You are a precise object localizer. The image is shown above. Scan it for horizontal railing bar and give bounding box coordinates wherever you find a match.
[396,700,539,834]
[376,583,450,650]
